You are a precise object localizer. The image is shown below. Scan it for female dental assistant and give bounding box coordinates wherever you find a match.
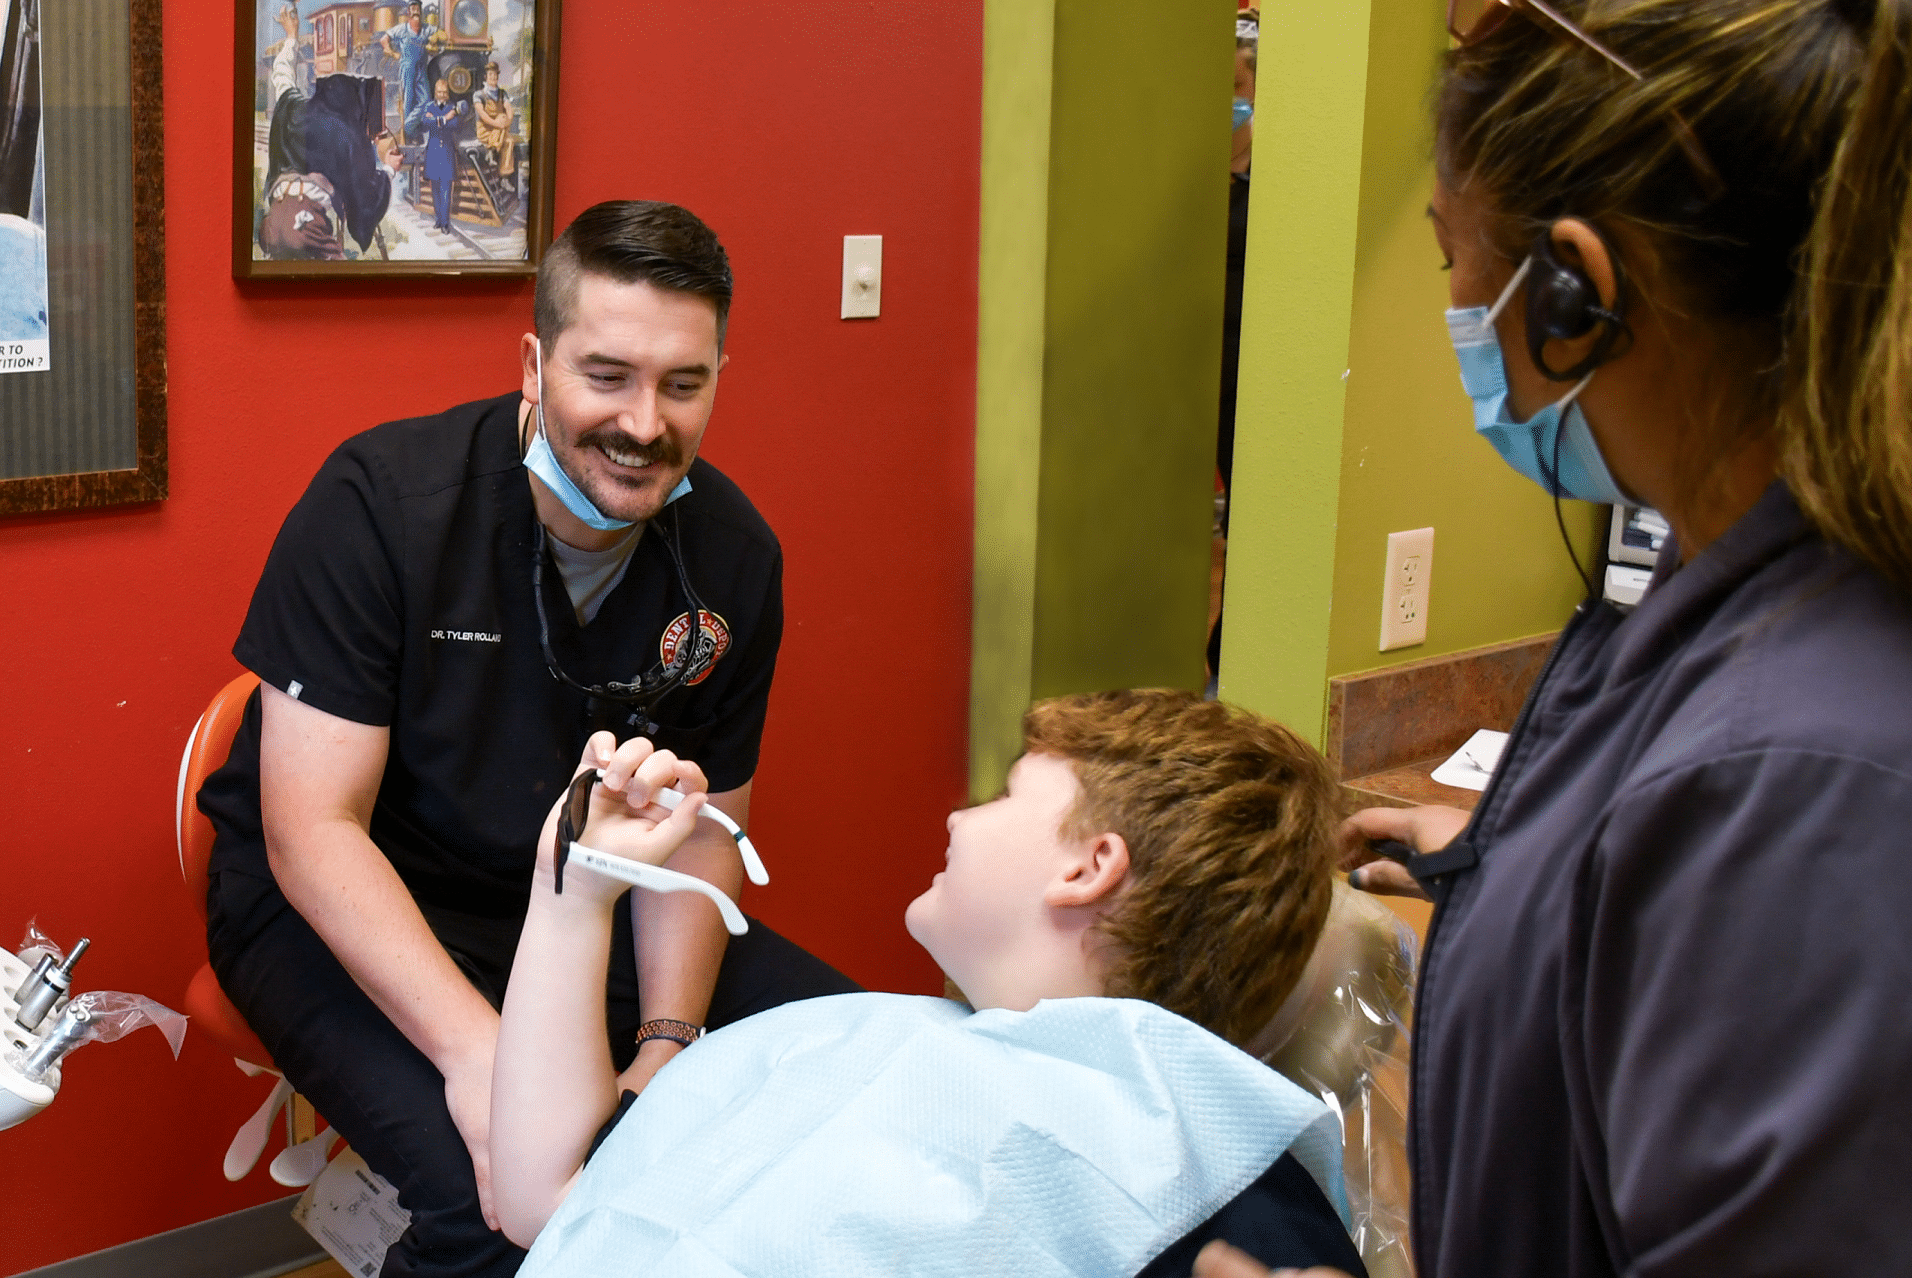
[1200,3,1912,1277]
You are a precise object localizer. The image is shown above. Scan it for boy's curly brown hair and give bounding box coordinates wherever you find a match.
[1020,688,1337,1046]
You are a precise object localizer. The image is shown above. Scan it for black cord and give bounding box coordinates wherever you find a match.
[530,503,714,715]
[1536,417,1598,601]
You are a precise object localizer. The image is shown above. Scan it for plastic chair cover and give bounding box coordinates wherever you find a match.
[1247,880,1417,1278]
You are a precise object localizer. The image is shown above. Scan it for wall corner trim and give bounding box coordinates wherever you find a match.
[970,0,1058,801]
[1216,0,1376,746]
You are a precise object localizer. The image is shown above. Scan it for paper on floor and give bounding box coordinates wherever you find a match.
[292,1146,411,1277]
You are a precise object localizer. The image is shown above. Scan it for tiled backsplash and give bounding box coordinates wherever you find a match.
[1327,633,1557,782]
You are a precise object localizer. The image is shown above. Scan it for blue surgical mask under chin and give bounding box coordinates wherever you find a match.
[524,345,690,532]
[1232,97,1254,130]
[1445,257,1633,506]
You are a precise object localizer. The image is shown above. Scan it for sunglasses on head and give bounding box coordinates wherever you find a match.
[1447,0,1724,197]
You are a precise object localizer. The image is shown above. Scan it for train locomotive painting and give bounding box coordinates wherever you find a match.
[236,0,557,277]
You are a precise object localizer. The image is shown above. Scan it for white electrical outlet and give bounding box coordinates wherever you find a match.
[1379,527,1434,651]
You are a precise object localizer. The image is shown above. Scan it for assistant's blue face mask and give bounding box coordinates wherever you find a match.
[1445,257,1632,505]
[1232,97,1254,130]
[524,343,690,531]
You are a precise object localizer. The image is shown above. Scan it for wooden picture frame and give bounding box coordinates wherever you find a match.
[233,0,560,279]
[0,0,166,516]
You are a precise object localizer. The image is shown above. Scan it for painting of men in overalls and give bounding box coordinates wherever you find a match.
[240,0,553,275]
[0,0,50,371]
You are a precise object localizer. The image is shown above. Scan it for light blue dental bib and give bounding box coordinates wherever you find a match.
[521,994,1344,1278]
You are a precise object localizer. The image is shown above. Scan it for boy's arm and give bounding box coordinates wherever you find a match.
[491,735,710,1247]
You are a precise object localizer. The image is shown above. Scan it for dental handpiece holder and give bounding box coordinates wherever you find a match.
[1,926,187,1131]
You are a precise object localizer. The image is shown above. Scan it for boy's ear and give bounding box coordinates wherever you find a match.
[1045,832,1130,911]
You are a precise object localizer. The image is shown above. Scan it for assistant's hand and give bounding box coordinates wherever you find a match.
[1336,804,1471,900]
[1193,1240,1355,1278]
[443,1039,501,1230]
[533,734,710,903]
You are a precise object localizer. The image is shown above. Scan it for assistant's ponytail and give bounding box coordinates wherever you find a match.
[1783,0,1912,594]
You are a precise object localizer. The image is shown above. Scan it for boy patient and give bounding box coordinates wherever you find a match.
[492,689,1368,1277]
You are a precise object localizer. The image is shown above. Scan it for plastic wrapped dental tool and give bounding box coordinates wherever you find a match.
[0,989,189,1130]
[7,990,188,1084]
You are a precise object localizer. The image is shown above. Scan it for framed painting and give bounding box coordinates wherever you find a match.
[0,0,166,516]
[233,0,559,278]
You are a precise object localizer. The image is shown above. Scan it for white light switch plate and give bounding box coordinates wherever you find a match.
[841,235,882,319]
[1379,527,1434,651]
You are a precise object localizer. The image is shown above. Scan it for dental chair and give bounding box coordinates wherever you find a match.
[176,670,335,1186]
[1248,880,1419,1278]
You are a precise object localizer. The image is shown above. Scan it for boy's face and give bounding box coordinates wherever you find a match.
[905,753,1085,977]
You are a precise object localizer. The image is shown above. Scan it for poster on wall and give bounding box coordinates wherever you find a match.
[0,0,166,517]
[234,0,559,279]
[1,0,49,374]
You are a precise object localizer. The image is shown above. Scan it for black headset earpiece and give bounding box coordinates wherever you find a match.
[1524,225,1630,381]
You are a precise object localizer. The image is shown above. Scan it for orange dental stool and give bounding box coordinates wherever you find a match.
[176,670,338,1185]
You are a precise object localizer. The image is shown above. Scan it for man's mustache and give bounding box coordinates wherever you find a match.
[576,429,682,469]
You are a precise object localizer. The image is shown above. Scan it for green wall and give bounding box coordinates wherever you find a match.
[1221,0,1602,745]
[971,0,1234,799]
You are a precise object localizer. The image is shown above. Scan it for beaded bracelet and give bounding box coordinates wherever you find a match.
[635,1018,704,1049]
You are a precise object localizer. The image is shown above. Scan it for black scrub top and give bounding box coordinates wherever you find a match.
[200,391,783,934]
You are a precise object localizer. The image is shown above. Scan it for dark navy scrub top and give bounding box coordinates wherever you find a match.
[200,392,782,941]
[1409,482,1912,1277]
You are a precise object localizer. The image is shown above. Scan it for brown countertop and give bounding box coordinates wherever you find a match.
[1341,756,1483,812]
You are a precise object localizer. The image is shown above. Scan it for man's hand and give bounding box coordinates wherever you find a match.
[1193,1240,1354,1278]
[443,1043,500,1229]
[1336,804,1471,900]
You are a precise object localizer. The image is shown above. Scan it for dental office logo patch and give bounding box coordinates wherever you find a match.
[660,609,730,685]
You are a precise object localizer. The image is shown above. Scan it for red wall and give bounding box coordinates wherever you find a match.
[0,1,979,1264]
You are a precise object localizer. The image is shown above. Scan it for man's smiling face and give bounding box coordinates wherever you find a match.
[524,273,725,531]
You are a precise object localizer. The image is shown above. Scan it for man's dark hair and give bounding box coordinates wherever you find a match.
[535,200,734,351]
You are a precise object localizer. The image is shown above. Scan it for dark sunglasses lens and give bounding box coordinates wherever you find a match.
[564,770,597,843]
[553,769,596,894]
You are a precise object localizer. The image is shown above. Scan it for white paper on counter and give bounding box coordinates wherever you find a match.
[292,1146,412,1277]
[1429,729,1509,792]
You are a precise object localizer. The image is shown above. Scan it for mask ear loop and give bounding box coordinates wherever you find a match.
[1494,257,1601,603]
[534,339,547,446]
[1483,256,1533,327]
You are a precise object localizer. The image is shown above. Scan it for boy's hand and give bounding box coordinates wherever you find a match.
[534,733,710,904]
